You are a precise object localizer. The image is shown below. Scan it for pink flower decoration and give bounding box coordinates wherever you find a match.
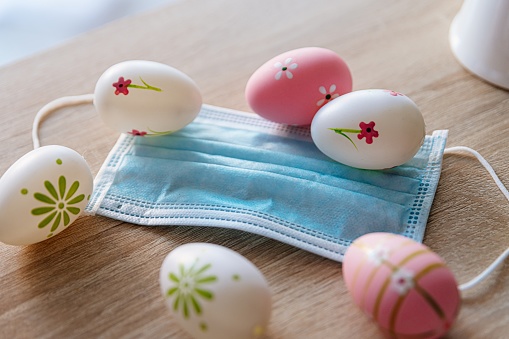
[113,77,132,95]
[357,121,379,144]
[129,129,147,136]
[385,90,403,97]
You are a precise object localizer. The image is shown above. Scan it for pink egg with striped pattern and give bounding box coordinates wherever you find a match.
[245,47,352,125]
[342,233,461,339]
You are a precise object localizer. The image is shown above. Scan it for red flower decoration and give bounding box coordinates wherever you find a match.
[129,129,147,136]
[357,121,379,144]
[385,90,403,96]
[113,77,132,95]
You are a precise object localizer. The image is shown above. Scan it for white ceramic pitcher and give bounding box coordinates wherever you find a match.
[450,0,509,90]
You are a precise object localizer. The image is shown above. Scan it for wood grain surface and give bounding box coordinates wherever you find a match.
[1,0,508,338]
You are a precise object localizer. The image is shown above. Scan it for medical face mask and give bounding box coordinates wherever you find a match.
[0,59,447,261]
[85,104,447,261]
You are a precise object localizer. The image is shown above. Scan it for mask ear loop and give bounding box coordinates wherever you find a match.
[32,94,94,149]
[444,146,509,291]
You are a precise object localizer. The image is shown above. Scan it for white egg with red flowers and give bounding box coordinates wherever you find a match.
[94,60,202,136]
[311,89,426,170]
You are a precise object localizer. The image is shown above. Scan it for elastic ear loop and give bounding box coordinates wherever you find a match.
[32,94,94,149]
[444,146,509,291]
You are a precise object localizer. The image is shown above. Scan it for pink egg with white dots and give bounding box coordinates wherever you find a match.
[342,233,461,339]
[245,47,352,125]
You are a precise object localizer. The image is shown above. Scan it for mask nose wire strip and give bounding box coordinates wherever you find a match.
[444,146,509,291]
[32,94,95,149]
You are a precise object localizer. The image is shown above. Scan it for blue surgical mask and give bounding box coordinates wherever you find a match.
[86,105,447,261]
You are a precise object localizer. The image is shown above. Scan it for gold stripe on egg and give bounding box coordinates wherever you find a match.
[397,249,431,267]
[350,236,393,305]
[372,248,431,321]
[414,263,448,320]
[413,284,446,320]
[387,262,447,334]
[413,262,446,281]
[372,276,392,321]
[349,256,367,303]
[388,295,406,335]
[360,239,415,311]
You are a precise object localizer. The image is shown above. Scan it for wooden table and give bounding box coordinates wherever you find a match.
[1,0,508,337]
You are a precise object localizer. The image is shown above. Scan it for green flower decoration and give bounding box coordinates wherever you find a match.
[31,175,85,237]
[167,261,217,321]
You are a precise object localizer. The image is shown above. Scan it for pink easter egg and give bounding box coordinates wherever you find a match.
[342,233,461,339]
[245,47,352,125]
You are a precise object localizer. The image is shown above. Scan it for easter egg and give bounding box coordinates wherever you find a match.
[310,89,425,169]
[0,146,93,245]
[245,47,352,125]
[342,233,460,339]
[94,60,202,136]
[159,243,272,339]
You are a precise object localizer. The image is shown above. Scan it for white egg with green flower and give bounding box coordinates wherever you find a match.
[159,243,272,339]
[0,145,93,245]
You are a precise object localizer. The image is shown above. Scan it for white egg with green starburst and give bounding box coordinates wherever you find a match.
[0,145,93,245]
[159,243,272,339]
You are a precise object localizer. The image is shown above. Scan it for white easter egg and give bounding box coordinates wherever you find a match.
[311,89,425,169]
[0,146,93,245]
[94,60,202,136]
[159,243,272,339]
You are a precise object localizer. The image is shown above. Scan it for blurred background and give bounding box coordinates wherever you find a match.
[0,0,177,67]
